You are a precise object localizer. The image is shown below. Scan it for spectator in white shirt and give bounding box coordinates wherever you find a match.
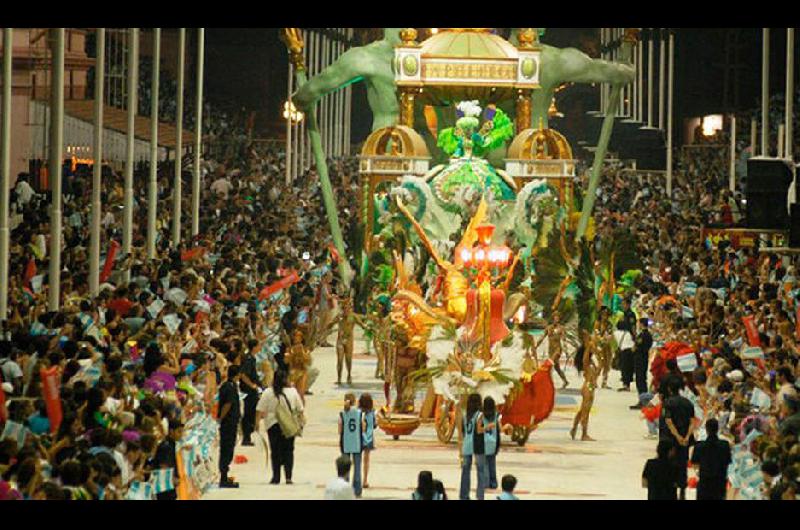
[325,455,356,500]
[14,174,35,208]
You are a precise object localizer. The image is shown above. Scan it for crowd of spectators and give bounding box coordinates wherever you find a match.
[592,146,800,500]
[0,125,362,499]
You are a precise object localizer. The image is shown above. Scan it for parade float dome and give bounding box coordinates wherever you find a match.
[395,28,541,106]
[507,127,574,161]
[360,125,430,159]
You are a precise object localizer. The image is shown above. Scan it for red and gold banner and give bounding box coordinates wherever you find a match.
[99,240,120,284]
[742,315,761,347]
[701,227,786,250]
[258,271,300,301]
[40,366,63,434]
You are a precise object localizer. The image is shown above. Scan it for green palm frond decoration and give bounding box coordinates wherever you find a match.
[574,239,599,333]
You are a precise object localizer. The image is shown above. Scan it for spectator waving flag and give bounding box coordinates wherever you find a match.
[677,352,698,373]
[750,388,771,410]
[1,420,28,447]
[742,346,764,360]
[126,481,154,500]
[150,468,175,494]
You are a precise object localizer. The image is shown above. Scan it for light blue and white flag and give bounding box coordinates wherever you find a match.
[683,282,697,298]
[1,420,28,447]
[681,305,695,319]
[677,352,698,373]
[163,313,181,335]
[125,481,154,500]
[750,388,772,410]
[742,346,764,360]
[712,288,727,300]
[147,298,165,319]
[150,468,175,494]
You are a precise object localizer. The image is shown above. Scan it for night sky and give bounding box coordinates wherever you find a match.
[201,28,798,142]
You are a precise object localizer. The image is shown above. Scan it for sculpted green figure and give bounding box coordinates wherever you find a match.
[509,28,635,129]
[294,28,634,137]
[293,29,401,132]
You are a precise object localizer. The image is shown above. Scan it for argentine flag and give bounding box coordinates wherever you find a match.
[750,388,771,410]
[742,346,764,360]
[126,481,155,500]
[681,305,694,319]
[682,282,697,298]
[676,352,698,373]
[1,420,28,447]
[150,468,175,494]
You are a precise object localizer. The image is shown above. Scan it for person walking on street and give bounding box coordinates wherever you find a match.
[690,418,731,500]
[239,345,262,446]
[339,392,363,497]
[482,396,501,490]
[661,377,696,500]
[218,365,241,488]
[459,393,489,500]
[359,393,376,489]
[642,439,678,500]
[615,320,636,393]
[631,317,653,409]
[256,369,304,484]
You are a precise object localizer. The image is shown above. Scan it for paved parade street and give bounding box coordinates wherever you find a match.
[204,330,664,500]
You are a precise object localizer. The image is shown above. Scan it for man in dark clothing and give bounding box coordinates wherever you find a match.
[661,378,696,500]
[642,439,678,500]
[153,420,183,500]
[620,298,637,336]
[630,317,654,408]
[690,418,731,500]
[239,342,262,446]
[779,395,800,437]
[218,365,241,488]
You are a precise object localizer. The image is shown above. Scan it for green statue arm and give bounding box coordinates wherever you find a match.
[542,45,634,88]
[293,47,372,110]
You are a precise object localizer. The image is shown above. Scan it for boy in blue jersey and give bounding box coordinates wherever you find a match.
[497,475,519,500]
[338,392,363,497]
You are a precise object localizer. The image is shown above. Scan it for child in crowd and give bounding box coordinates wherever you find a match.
[338,392,363,497]
[359,393,375,489]
[482,396,501,490]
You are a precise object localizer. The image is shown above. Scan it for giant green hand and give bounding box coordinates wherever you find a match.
[293,29,402,132]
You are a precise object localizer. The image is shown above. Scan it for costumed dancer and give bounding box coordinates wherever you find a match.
[595,307,614,389]
[536,312,569,389]
[334,293,365,386]
[570,330,598,442]
[287,330,312,402]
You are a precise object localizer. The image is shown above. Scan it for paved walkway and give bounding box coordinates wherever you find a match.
[203,331,663,500]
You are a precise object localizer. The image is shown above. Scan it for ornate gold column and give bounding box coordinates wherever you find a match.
[516,89,532,132]
[400,89,416,127]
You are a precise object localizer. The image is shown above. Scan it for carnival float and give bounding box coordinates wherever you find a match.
[281,27,642,446]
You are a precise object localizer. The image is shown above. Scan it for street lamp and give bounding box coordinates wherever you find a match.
[283,100,304,123]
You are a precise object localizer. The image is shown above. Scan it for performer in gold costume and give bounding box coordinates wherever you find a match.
[535,312,569,389]
[594,307,613,389]
[570,330,598,442]
[287,330,312,401]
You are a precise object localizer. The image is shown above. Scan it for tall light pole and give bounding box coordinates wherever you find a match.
[146,28,160,260]
[786,28,795,162]
[89,28,105,295]
[48,28,65,311]
[658,28,666,130]
[285,62,293,185]
[191,28,204,237]
[172,28,185,247]
[0,28,13,317]
[123,28,138,277]
[761,28,770,156]
[729,115,736,192]
[666,30,674,198]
